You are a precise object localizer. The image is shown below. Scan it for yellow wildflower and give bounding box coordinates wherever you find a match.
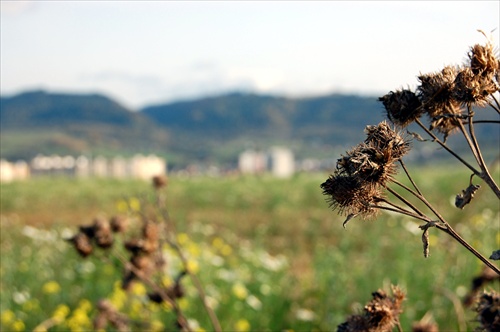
[232,282,248,300]
[234,319,250,332]
[110,286,127,310]
[129,197,141,211]
[220,244,233,256]
[22,298,40,312]
[212,237,224,249]
[116,199,129,212]
[151,319,164,332]
[187,242,201,257]
[129,299,143,319]
[42,281,61,294]
[161,276,173,288]
[52,304,70,323]
[178,298,189,311]
[12,319,25,331]
[78,299,92,313]
[177,232,190,246]
[1,310,15,325]
[66,307,92,332]
[187,259,199,274]
[130,282,147,296]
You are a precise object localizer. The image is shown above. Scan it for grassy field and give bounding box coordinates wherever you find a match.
[1,166,499,331]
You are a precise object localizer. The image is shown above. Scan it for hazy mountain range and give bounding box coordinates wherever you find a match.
[1,90,497,168]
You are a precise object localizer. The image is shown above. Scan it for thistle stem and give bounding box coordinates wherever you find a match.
[398,159,422,196]
[390,179,500,274]
[415,119,481,176]
[466,105,500,198]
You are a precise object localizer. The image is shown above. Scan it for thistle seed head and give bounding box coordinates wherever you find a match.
[337,285,405,332]
[469,43,499,77]
[322,122,409,222]
[475,291,500,332]
[68,232,93,258]
[152,175,168,190]
[378,89,423,127]
[321,174,381,220]
[418,66,463,139]
[110,215,128,233]
[453,66,499,106]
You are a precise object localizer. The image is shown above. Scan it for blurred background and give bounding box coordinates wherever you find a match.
[1,1,499,331]
[1,1,499,173]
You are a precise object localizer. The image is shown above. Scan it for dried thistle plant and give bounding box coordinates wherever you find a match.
[323,36,500,275]
[337,285,405,332]
[378,36,500,199]
[474,291,500,332]
[65,176,222,332]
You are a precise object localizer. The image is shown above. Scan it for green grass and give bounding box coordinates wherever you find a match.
[1,166,499,331]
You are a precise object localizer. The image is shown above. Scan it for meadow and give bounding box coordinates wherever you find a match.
[1,166,499,331]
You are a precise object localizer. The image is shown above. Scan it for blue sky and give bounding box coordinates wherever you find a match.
[1,1,499,109]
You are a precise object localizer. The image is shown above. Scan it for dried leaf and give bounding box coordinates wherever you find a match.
[407,130,428,142]
[489,250,500,260]
[455,183,480,209]
[422,227,430,258]
[343,214,357,229]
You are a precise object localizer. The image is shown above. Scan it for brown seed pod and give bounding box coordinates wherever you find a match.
[67,232,93,258]
[152,175,168,190]
[110,215,128,233]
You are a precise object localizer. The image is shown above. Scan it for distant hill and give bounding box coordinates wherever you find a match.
[2,90,497,168]
[0,90,169,160]
[140,92,386,164]
[1,90,144,128]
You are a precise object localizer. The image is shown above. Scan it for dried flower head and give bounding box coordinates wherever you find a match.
[110,215,128,233]
[152,175,168,190]
[142,221,160,253]
[469,43,499,77]
[322,122,409,223]
[464,267,500,307]
[93,217,114,249]
[67,232,93,258]
[337,285,405,332]
[475,291,500,332]
[321,174,382,221]
[94,299,130,332]
[364,122,411,162]
[379,89,423,127]
[418,66,463,139]
[453,66,499,106]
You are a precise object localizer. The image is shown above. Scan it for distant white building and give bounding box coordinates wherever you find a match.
[269,147,294,178]
[238,149,267,175]
[27,154,167,180]
[0,159,30,183]
[130,154,167,180]
[238,147,294,177]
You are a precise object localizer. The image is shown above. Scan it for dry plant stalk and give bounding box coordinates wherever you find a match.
[66,174,222,332]
[322,35,500,275]
[337,285,405,332]
[475,290,500,332]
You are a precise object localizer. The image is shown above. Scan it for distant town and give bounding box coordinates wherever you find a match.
[0,147,337,183]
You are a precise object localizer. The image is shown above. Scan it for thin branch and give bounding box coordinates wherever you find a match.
[489,94,500,113]
[415,118,481,176]
[467,120,500,124]
[398,159,422,196]
[168,239,223,332]
[466,105,500,198]
[370,204,432,223]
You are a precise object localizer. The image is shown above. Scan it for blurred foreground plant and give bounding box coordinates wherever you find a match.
[59,175,221,332]
[322,32,500,330]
